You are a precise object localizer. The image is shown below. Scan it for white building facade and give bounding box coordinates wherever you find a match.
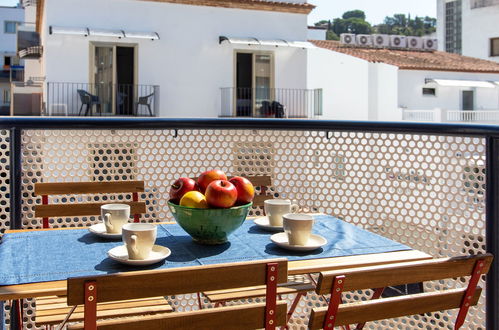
[309,40,499,122]
[0,4,24,115]
[437,0,499,62]
[30,0,318,118]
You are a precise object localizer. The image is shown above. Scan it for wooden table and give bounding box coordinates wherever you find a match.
[0,223,432,301]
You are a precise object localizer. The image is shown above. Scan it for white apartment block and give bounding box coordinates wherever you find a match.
[437,0,499,62]
[0,4,24,115]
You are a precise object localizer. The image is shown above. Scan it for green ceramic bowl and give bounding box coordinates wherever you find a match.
[168,201,252,245]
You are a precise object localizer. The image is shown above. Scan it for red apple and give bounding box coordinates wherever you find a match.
[197,169,228,193]
[229,176,255,205]
[205,180,237,208]
[169,177,198,204]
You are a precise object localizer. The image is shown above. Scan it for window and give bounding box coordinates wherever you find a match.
[422,88,436,96]
[4,56,11,67]
[4,21,18,34]
[445,0,462,54]
[491,38,499,57]
[2,89,10,105]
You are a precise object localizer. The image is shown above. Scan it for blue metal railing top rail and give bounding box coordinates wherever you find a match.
[0,117,498,330]
[2,117,499,136]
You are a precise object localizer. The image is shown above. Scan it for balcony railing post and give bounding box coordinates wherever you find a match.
[9,127,22,231]
[486,137,499,330]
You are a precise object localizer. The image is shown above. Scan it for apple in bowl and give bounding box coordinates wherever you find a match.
[169,177,198,204]
[197,169,228,193]
[229,176,255,205]
[205,180,238,208]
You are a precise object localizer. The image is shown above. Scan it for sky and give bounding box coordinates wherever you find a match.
[308,0,437,25]
[0,0,437,25]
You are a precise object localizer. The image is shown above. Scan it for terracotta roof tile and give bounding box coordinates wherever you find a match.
[311,40,499,74]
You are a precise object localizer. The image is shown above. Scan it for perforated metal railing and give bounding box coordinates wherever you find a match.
[0,118,498,330]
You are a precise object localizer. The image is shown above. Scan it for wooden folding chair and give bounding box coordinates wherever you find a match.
[65,259,288,330]
[308,254,493,329]
[34,181,147,228]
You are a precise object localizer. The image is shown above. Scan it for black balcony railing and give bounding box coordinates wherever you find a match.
[46,82,159,117]
[0,118,497,330]
[0,67,24,83]
[220,87,322,118]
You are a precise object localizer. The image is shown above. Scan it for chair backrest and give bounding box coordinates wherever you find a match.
[76,90,91,104]
[138,92,154,104]
[308,254,493,329]
[244,175,272,208]
[34,181,146,228]
[67,258,288,330]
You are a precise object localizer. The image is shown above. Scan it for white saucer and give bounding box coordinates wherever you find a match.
[107,245,171,266]
[88,223,122,239]
[270,233,327,251]
[254,216,284,232]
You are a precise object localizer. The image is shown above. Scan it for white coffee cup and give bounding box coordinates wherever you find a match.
[283,213,314,246]
[264,199,299,227]
[101,204,131,234]
[122,223,157,260]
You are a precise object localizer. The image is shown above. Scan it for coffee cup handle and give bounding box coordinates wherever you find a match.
[291,204,300,213]
[130,234,139,255]
[104,213,113,230]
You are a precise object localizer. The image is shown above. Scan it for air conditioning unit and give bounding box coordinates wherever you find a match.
[372,34,390,47]
[423,38,438,51]
[407,36,423,49]
[390,35,407,48]
[356,34,373,46]
[340,33,356,46]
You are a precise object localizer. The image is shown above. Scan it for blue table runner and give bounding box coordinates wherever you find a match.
[0,215,410,286]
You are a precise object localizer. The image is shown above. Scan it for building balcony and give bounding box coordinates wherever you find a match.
[46,82,159,117]
[402,108,499,124]
[18,45,43,59]
[220,87,322,118]
[0,118,496,329]
[0,67,24,83]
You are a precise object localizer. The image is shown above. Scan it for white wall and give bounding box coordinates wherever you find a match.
[368,62,400,121]
[462,1,499,62]
[41,0,309,117]
[436,0,446,52]
[307,28,326,41]
[399,70,499,110]
[307,48,369,120]
[0,6,24,66]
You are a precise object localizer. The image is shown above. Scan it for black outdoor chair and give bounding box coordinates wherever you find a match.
[135,92,155,117]
[77,90,101,116]
[259,101,285,118]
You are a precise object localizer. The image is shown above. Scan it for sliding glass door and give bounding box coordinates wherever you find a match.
[90,43,136,115]
[235,51,274,117]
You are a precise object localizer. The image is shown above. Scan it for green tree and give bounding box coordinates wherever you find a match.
[326,30,339,41]
[332,10,372,35]
[374,14,436,36]
[342,10,366,20]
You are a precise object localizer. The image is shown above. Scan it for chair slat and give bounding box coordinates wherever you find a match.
[36,297,167,314]
[68,301,288,330]
[205,283,315,302]
[35,202,146,218]
[67,259,288,305]
[244,175,272,187]
[252,194,272,207]
[37,303,172,326]
[308,287,482,329]
[316,254,493,294]
[35,181,145,195]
